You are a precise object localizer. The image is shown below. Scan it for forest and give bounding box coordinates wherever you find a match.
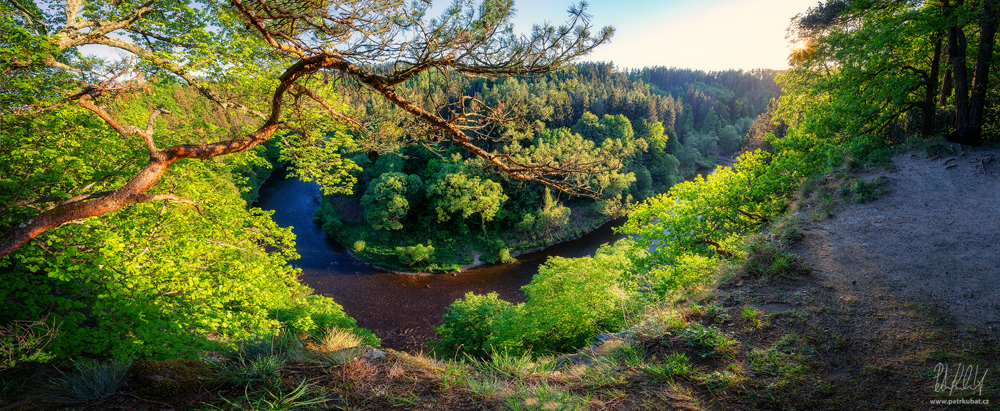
[311,64,781,271]
[2,0,999,409]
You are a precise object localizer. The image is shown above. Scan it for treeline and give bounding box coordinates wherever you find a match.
[315,63,783,271]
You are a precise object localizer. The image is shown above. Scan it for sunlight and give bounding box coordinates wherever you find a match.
[791,39,810,51]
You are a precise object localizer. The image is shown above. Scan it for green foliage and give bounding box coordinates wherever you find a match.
[352,240,366,253]
[623,150,803,280]
[505,381,589,411]
[0,318,60,367]
[431,292,515,358]
[361,172,417,231]
[212,379,332,411]
[428,172,508,231]
[312,201,344,233]
[677,322,738,358]
[1,87,377,360]
[843,176,889,203]
[395,243,435,267]
[215,355,284,389]
[432,240,642,358]
[500,240,639,354]
[270,295,379,347]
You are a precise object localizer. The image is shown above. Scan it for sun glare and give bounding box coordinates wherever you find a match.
[791,39,810,51]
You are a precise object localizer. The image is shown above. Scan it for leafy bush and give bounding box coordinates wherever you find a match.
[431,292,514,358]
[0,317,60,367]
[395,243,435,267]
[432,240,642,358]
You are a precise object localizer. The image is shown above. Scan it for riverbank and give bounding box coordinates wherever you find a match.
[313,191,618,273]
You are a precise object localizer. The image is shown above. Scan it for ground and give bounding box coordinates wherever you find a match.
[798,145,1000,335]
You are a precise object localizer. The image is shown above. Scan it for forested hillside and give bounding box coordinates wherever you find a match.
[313,64,783,271]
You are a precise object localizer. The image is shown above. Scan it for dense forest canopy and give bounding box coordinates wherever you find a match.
[308,62,783,271]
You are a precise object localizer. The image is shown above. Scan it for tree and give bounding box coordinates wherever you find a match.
[785,0,999,144]
[0,0,616,258]
[361,172,417,231]
[427,172,508,235]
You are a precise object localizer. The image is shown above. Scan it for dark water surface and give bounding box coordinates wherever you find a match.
[256,168,624,352]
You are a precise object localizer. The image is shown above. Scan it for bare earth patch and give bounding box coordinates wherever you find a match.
[799,145,1000,336]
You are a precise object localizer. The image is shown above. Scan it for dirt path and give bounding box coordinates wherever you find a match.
[794,145,1000,336]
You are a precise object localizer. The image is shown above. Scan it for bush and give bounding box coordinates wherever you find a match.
[271,295,380,348]
[430,292,515,358]
[352,240,365,253]
[396,243,435,266]
[432,240,642,358]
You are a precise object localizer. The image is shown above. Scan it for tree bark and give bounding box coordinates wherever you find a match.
[940,66,952,106]
[944,0,997,145]
[969,0,999,136]
[923,36,943,138]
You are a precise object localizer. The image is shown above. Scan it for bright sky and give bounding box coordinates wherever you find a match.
[81,0,816,72]
[455,0,818,71]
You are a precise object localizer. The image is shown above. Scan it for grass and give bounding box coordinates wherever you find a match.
[214,355,285,388]
[464,375,508,399]
[676,322,738,358]
[208,379,332,411]
[41,359,131,404]
[738,234,807,280]
[315,327,363,352]
[841,175,889,203]
[740,305,770,330]
[640,353,692,382]
[505,381,590,411]
[468,348,549,380]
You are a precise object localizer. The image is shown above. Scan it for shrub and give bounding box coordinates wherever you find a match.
[352,240,366,253]
[430,292,514,358]
[396,243,435,266]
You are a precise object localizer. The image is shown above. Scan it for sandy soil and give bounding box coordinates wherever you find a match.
[794,145,1000,336]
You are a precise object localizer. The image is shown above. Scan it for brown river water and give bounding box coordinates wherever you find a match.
[256,167,625,352]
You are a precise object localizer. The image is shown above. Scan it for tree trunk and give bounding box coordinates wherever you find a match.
[945,0,997,145]
[939,66,952,106]
[947,22,971,130]
[969,0,999,137]
[923,36,943,138]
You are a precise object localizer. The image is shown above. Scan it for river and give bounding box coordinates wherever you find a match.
[256,167,625,352]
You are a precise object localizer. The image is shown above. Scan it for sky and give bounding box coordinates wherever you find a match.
[80,0,818,72]
[433,0,819,71]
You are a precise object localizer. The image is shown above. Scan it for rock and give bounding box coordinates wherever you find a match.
[363,348,387,360]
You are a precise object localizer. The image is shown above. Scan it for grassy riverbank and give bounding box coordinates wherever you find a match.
[313,193,612,273]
